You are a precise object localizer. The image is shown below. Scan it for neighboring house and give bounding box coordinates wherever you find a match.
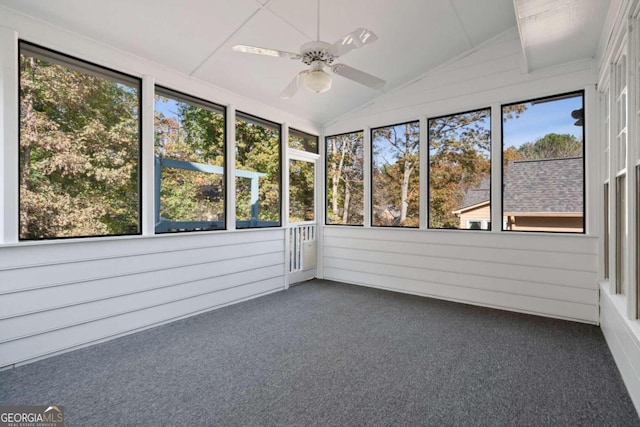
[452,177,491,230]
[454,158,583,232]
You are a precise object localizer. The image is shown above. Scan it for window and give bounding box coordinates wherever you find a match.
[616,174,626,294]
[467,219,490,230]
[371,121,419,227]
[288,128,317,223]
[637,166,640,315]
[289,159,314,223]
[428,108,491,230]
[19,42,141,240]
[235,112,281,228]
[289,128,318,153]
[502,92,585,233]
[615,53,627,172]
[326,131,364,225]
[154,87,225,233]
[604,182,610,280]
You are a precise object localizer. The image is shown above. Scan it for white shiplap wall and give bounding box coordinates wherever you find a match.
[323,228,598,322]
[0,230,285,368]
[321,27,599,324]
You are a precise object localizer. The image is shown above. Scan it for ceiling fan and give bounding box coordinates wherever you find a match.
[232,1,385,98]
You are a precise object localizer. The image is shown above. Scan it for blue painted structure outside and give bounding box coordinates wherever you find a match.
[155,157,273,232]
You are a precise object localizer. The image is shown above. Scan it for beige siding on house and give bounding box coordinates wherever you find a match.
[509,216,583,233]
[459,204,491,229]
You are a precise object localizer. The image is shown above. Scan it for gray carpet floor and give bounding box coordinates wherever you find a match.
[1,279,639,426]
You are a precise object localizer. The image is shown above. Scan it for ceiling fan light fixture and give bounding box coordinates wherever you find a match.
[302,70,332,94]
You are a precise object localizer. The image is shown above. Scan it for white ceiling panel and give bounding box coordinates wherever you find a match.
[515,0,610,71]
[451,0,517,46]
[0,0,260,74]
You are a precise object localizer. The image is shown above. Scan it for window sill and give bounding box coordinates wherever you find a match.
[0,227,285,249]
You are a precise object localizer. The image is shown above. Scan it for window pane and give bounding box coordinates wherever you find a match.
[19,42,140,240]
[428,108,491,230]
[616,174,626,294]
[154,88,225,233]
[372,121,419,227]
[289,128,318,153]
[636,165,640,319]
[326,131,364,225]
[289,160,314,222]
[604,182,610,280]
[502,92,584,233]
[235,112,281,228]
[637,166,640,316]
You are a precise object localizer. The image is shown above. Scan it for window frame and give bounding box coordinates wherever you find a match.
[370,120,420,228]
[154,85,227,234]
[500,90,586,235]
[324,130,365,227]
[18,40,143,241]
[234,110,282,229]
[427,107,492,231]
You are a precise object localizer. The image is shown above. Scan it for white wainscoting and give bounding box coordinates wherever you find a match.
[322,227,599,323]
[600,284,640,415]
[0,229,285,368]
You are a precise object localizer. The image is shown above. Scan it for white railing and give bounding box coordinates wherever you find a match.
[288,223,317,273]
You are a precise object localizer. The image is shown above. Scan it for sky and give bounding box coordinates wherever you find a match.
[503,95,583,148]
[155,97,180,119]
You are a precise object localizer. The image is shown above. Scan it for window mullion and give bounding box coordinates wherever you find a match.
[0,28,19,243]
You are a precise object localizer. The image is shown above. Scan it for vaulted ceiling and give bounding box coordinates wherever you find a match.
[0,0,610,126]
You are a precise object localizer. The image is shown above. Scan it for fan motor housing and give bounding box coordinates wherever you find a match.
[300,41,335,65]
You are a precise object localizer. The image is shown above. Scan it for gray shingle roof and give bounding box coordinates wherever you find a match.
[459,177,490,209]
[503,157,583,213]
[457,157,583,213]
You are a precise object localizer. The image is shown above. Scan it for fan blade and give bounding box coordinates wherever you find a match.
[232,44,300,60]
[280,74,301,99]
[331,63,385,89]
[331,28,378,57]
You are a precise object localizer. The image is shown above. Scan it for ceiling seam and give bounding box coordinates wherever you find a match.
[512,0,530,73]
[264,4,314,41]
[188,3,269,77]
[448,0,473,48]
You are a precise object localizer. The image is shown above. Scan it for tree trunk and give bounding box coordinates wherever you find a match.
[331,138,346,219]
[400,163,412,224]
[342,183,351,224]
[399,124,413,224]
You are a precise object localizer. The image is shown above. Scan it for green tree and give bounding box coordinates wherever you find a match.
[326,132,364,225]
[20,53,140,239]
[154,100,225,228]
[372,122,420,227]
[289,160,314,222]
[517,133,582,160]
[428,109,491,228]
[235,118,281,224]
